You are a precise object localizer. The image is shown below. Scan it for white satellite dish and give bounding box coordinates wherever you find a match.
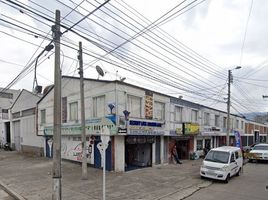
[96,65,104,78]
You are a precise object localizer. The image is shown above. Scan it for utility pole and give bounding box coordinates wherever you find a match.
[78,41,87,179]
[52,10,62,200]
[226,66,241,146]
[226,69,231,146]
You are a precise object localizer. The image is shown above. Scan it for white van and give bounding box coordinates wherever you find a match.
[200,146,243,183]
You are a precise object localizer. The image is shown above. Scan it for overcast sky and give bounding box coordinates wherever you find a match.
[1,0,268,114]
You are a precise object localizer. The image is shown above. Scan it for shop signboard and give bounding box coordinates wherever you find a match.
[43,116,117,136]
[183,123,200,135]
[128,119,164,136]
[145,90,153,119]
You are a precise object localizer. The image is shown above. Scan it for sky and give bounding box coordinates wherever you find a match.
[1,0,268,115]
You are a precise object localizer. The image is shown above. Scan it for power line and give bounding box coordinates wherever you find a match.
[239,0,254,66]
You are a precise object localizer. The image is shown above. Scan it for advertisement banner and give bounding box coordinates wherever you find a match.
[234,130,242,149]
[183,123,200,135]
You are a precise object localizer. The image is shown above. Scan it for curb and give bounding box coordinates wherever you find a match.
[0,180,26,200]
[154,181,212,200]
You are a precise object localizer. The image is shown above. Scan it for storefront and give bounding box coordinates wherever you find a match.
[125,135,155,169]
[43,116,117,171]
[169,123,199,160]
[125,119,165,170]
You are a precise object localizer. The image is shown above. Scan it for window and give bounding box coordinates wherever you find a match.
[93,95,105,117]
[69,102,78,121]
[154,101,165,120]
[215,115,220,127]
[175,106,183,122]
[0,92,13,99]
[204,112,210,126]
[127,95,141,118]
[197,140,203,151]
[223,117,227,128]
[231,119,234,129]
[241,121,244,129]
[12,112,20,119]
[2,109,8,113]
[191,110,198,122]
[236,120,239,129]
[22,108,35,117]
[235,151,239,159]
[41,109,46,124]
[230,153,235,162]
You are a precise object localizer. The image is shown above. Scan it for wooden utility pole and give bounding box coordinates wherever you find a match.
[52,10,62,200]
[78,41,87,179]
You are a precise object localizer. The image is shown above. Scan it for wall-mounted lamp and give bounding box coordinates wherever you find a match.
[108,103,115,114]
[123,110,130,121]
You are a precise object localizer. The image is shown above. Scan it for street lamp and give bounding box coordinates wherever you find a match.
[226,66,241,146]
[33,44,54,93]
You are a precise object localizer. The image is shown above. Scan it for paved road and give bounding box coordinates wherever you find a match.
[0,188,14,200]
[2,151,267,200]
[0,151,210,200]
[185,161,268,200]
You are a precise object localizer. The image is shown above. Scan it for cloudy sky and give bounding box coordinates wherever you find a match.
[1,0,268,114]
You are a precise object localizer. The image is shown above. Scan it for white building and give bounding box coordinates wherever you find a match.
[10,89,44,155]
[0,88,20,146]
[36,76,268,172]
[37,76,170,172]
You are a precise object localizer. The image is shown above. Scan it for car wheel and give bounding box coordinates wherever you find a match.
[200,175,205,180]
[236,168,241,176]
[224,174,230,183]
[248,159,252,163]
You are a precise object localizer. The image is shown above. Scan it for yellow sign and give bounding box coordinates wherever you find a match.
[184,123,199,135]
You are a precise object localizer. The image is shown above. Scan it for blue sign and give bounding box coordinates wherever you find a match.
[234,131,241,148]
[129,120,162,127]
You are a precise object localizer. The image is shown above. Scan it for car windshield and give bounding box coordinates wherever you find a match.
[253,145,268,150]
[205,150,229,164]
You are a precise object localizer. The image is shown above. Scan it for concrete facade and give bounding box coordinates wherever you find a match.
[35,76,268,172]
[10,89,43,155]
[0,88,20,146]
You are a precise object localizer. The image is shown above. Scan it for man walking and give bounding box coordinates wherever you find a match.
[172,145,182,164]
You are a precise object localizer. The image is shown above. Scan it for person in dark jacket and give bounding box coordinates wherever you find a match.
[172,145,182,164]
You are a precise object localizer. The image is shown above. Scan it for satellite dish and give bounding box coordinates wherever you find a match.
[120,77,126,82]
[96,65,104,77]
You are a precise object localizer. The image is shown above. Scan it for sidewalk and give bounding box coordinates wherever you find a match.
[0,151,211,200]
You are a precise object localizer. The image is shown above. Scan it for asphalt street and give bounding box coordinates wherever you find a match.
[185,161,268,200]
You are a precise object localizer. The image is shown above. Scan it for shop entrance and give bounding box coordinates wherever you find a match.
[176,140,189,160]
[125,136,154,170]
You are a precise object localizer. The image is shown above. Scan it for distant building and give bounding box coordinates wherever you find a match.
[0,88,20,146]
[10,89,44,155]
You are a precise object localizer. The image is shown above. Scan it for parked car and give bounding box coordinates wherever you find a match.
[248,143,268,162]
[242,144,256,159]
[200,146,243,183]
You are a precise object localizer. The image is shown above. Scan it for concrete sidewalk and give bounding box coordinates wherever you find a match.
[0,151,211,200]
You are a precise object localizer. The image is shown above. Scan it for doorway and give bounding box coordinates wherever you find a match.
[176,140,189,159]
[5,122,10,143]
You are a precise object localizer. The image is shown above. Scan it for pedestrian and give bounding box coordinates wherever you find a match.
[172,145,182,164]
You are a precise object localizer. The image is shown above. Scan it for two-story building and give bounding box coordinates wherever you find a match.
[37,76,170,172]
[36,76,268,172]
[0,88,20,147]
